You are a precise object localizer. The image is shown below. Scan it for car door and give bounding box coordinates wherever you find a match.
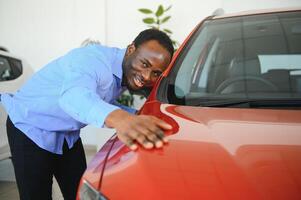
[0,52,33,160]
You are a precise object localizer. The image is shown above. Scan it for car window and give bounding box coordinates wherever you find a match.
[0,56,22,81]
[165,11,301,107]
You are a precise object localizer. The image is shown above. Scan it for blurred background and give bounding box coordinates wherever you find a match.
[1,0,301,199]
[1,0,300,149]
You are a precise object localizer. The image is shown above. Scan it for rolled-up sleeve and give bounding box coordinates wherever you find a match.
[58,52,119,127]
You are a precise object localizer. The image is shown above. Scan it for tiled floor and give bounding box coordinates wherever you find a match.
[0,146,97,200]
[0,181,19,200]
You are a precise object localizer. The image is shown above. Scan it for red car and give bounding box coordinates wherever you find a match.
[78,7,301,200]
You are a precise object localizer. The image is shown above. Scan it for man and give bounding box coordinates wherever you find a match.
[1,29,174,200]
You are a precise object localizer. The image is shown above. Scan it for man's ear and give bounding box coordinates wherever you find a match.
[126,43,136,56]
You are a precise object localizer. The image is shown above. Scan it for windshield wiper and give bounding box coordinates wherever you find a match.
[198,98,301,108]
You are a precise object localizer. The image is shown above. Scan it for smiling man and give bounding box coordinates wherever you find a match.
[1,29,174,200]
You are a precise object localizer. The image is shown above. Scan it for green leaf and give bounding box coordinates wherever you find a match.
[117,93,134,106]
[172,40,180,49]
[164,5,172,12]
[161,16,171,23]
[163,28,172,34]
[138,8,153,14]
[155,5,164,17]
[156,18,160,25]
[143,17,155,24]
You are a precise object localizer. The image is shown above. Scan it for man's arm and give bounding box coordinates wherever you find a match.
[105,109,172,150]
[59,50,171,149]
[58,52,119,127]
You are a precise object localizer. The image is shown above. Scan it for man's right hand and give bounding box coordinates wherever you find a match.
[105,109,172,150]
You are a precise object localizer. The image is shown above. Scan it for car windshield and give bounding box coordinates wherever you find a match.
[165,11,301,107]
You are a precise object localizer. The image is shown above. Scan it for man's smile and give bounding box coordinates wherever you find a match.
[133,74,145,88]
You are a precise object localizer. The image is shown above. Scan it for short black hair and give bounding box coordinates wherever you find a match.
[133,29,174,57]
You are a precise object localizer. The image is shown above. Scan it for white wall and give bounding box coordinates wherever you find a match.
[0,0,223,70]
[1,0,300,149]
[106,0,222,47]
[0,0,106,70]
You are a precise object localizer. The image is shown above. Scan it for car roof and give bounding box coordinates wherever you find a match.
[0,50,22,60]
[212,7,301,19]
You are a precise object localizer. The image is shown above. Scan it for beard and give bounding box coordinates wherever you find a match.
[122,56,137,91]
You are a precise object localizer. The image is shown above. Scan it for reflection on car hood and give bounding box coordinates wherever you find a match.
[93,102,301,199]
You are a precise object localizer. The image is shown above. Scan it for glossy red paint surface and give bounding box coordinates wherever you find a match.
[79,100,301,200]
[78,9,301,200]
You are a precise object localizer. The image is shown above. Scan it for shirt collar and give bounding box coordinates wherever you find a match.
[112,48,126,81]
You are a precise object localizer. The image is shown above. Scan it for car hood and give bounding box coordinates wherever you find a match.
[89,102,301,200]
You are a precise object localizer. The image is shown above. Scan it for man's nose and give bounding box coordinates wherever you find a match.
[142,69,151,82]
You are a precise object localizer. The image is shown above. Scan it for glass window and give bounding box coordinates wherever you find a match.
[165,11,301,106]
[9,58,22,78]
[0,56,23,81]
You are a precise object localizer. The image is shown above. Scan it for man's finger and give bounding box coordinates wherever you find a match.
[145,133,163,148]
[156,130,168,143]
[135,124,165,148]
[146,124,169,144]
[118,133,138,151]
[154,119,172,130]
[127,138,138,150]
[136,135,154,149]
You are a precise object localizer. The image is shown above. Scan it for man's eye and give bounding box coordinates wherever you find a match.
[142,62,147,68]
[153,72,161,77]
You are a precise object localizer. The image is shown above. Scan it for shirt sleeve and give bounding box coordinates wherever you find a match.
[58,51,120,127]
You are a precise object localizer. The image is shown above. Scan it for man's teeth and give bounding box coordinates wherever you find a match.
[135,76,143,87]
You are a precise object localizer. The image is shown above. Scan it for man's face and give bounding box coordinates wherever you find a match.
[122,40,171,91]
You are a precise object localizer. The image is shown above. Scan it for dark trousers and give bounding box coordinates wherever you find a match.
[6,117,87,200]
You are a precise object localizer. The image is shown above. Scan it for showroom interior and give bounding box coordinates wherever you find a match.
[1,0,301,199]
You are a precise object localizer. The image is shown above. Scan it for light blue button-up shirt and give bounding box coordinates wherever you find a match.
[1,44,132,154]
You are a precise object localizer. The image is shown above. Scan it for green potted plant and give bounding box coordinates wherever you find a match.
[138,4,179,48]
